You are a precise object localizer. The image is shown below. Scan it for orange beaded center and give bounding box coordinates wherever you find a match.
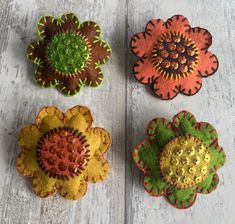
[152,32,199,79]
[36,127,90,180]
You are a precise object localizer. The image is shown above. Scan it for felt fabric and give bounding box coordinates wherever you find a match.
[16,105,111,200]
[130,15,219,100]
[132,110,226,209]
[27,13,111,96]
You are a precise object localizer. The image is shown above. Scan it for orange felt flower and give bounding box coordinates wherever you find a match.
[131,15,219,100]
[16,106,111,200]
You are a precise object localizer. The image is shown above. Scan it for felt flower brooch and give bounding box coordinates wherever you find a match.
[131,15,219,100]
[27,13,111,96]
[16,106,111,200]
[133,111,226,209]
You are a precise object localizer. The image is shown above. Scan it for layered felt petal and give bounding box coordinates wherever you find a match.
[57,76,81,96]
[197,51,219,77]
[83,63,104,87]
[91,40,111,64]
[132,140,158,173]
[18,125,41,150]
[164,15,190,33]
[79,21,101,43]
[37,16,58,40]
[59,13,80,31]
[58,174,87,200]
[85,155,109,182]
[35,66,57,87]
[153,76,179,100]
[144,175,167,197]
[27,41,46,64]
[64,106,93,132]
[84,127,111,156]
[32,170,58,197]
[197,172,219,193]
[186,27,212,50]
[147,118,176,148]
[130,19,165,57]
[166,187,197,209]
[16,150,39,176]
[208,145,226,171]
[134,58,158,84]
[35,107,64,133]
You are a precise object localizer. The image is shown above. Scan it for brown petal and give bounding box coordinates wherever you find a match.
[79,21,101,43]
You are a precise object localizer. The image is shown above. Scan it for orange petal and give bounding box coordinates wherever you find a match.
[165,15,190,33]
[153,76,179,100]
[186,27,212,50]
[85,155,109,183]
[178,71,202,96]
[130,18,166,57]
[35,66,57,87]
[37,16,58,40]
[134,58,158,84]
[79,21,101,43]
[197,51,219,77]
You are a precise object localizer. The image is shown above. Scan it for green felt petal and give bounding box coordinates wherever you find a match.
[144,175,167,196]
[147,118,176,149]
[133,140,158,173]
[173,111,218,146]
[197,172,219,194]
[166,187,197,209]
[209,145,226,171]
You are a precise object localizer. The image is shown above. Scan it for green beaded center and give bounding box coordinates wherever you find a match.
[47,32,89,74]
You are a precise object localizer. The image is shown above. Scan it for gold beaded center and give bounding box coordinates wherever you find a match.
[152,32,199,79]
[159,136,210,189]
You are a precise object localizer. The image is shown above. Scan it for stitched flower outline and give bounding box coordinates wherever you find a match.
[27,13,111,96]
[133,111,226,209]
[131,15,219,100]
[16,106,111,200]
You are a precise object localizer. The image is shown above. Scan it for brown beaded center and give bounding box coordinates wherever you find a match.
[36,127,90,180]
[152,32,199,79]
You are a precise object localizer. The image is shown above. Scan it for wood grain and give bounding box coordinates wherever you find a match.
[0,0,234,223]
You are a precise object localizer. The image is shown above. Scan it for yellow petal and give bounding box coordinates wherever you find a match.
[18,124,41,150]
[64,106,93,132]
[16,150,39,176]
[35,106,64,133]
[32,170,58,197]
[58,173,87,200]
[85,154,110,182]
[84,127,111,156]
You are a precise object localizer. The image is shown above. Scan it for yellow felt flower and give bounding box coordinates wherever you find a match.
[16,106,111,200]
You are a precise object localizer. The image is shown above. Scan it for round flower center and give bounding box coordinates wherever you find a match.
[36,127,90,180]
[159,136,210,189]
[47,32,90,74]
[152,32,199,79]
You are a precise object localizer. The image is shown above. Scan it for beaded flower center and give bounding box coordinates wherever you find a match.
[47,32,90,74]
[159,136,210,189]
[36,127,90,180]
[152,32,199,79]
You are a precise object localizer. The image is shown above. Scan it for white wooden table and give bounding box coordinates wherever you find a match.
[0,0,234,223]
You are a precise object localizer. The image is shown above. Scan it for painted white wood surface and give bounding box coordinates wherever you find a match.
[0,0,234,223]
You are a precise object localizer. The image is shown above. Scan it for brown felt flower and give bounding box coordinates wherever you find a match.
[27,13,111,96]
[133,111,226,209]
[131,15,219,100]
[16,106,111,200]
